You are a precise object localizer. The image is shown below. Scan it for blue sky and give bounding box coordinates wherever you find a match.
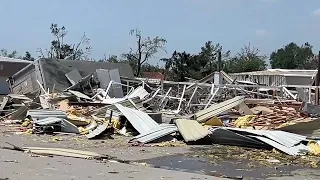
[1,0,320,65]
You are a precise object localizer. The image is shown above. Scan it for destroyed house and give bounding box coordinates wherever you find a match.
[0,57,31,94]
[229,69,317,86]
[8,58,134,95]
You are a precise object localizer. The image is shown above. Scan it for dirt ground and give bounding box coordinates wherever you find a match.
[1,126,320,179]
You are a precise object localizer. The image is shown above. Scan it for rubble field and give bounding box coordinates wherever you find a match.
[1,68,320,179]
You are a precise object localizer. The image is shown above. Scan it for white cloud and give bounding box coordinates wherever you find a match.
[312,8,320,17]
[255,29,268,37]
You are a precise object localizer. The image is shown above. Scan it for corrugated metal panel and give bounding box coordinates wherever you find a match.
[250,135,308,156]
[209,127,308,156]
[175,119,210,142]
[115,104,158,134]
[12,73,35,94]
[34,117,62,125]
[195,96,245,123]
[27,110,67,120]
[131,124,178,143]
[224,127,306,147]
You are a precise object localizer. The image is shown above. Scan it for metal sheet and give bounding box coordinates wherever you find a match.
[175,119,210,142]
[86,124,108,139]
[250,135,308,156]
[109,69,123,98]
[209,128,267,148]
[65,69,82,86]
[61,119,80,133]
[34,117,79,134]
[68,90,91,100]
[115,104,158,134]
[223,127,307,147]
[27,110,67,120]
[96,69,111,89]
[209,127,308,156]
[128,86,149,100]
[195,96,245,123]
[11,106,28,120]
[93,97,139,118]
[131,124,178,143]
[34,117,62,125]
[96,69,123,98]
[7,94,32,101]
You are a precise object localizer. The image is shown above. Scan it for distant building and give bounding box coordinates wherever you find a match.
[229,69,317,86]
[0,57,31,94]
[142,72,165,80]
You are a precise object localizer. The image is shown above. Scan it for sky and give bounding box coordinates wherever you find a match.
[1,0,320,66]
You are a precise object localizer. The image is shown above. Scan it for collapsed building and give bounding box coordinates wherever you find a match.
[1,58,320,159]
[0,57,31,94]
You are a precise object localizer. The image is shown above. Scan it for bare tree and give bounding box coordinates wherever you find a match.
[38,23,92,60]
[0,49,18,58]
[122,29,167,76]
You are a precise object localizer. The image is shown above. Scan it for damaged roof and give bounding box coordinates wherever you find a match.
[39,58,134,92]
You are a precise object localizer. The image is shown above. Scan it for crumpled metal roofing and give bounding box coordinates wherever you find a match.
[130,124,178,143]
[115,104,158,134]
[195,96,245,123]
[86,124,108,139]
[34,117,62,125]
[34,117,79,134]
[209,128,267,148]
[27,110,67,120]
[175,119,210,142]
[93,97,140,119]
[209,127,308,156]
[226,128,307,147]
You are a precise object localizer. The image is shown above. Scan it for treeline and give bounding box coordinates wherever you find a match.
[1,24,317,81]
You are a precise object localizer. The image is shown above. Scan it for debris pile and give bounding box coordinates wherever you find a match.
[1,68,320,158]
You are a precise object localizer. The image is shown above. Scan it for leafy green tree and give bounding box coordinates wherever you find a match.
[162,41,230,81]
[161,51,195,81]
[122,29,167,76]
[99,54,119,63]
[22,51,35,61]
[270,42,315,69]
[198,41,230,76]
[141,63,162,72]
[224,43,267,73]
[38,23,92,60]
